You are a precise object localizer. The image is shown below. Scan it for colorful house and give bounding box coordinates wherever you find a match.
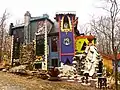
[9,11,99,70]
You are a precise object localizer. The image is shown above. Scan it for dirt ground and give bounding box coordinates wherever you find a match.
[0,71,99,90]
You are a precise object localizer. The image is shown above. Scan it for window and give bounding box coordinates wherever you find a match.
[36,35,44,56]
[51,36,58,52]
[34,63,42,69]
[13,41,20,59]
[63,15,70,29]
[51,59,58,67]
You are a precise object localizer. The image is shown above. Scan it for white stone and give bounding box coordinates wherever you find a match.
[2,69,7,72]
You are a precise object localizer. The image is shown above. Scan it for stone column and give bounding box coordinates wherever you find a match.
[42,19,47,70]
[10,35,14,66]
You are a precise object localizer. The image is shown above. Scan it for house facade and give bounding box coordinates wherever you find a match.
[9,11,60,69]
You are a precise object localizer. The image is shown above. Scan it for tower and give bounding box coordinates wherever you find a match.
[55,12,76,65]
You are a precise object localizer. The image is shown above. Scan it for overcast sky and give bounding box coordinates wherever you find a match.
[0,0,109,27]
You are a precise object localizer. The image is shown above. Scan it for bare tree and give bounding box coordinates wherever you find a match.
[90,16,112,54]
[0,10,9,62]
[110,1,120,90]
[15,19,24,26]
[90,0,120,89]
[79,24,92,35]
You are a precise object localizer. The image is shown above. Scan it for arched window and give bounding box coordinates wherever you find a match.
[63,15,70,29]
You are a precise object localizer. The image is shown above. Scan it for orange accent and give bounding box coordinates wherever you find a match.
[72,16,75,56]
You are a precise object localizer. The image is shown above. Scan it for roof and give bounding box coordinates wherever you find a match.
[100,53,113,60]
[30,14,53,25]
[110,54,120,60]
[11,15,54,30]
[100,53,120,60]
[56,11,76,15]
[30,17,53,24]
[12,23,24,30]
[75,35,95,40]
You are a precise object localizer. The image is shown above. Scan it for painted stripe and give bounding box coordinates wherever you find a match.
[61,53,74,56]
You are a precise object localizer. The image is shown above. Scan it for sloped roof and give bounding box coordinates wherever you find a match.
[100,53,113,60]
[75,35,95,41]
[56,11,76,15]
[11,15,54,30]
[100,53,120,60]
[30,17,54,25]
[12,23,24,30]
[75,35,95,38]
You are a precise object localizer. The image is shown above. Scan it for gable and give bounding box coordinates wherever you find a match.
[46,20,53,34]
[75,38,89,53]
[36,19,53,35]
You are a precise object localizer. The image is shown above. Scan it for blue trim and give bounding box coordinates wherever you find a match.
[48,37,60,67]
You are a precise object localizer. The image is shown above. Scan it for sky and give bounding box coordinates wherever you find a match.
[0,0,109,28]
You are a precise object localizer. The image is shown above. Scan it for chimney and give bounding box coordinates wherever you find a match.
[24,11,31,26]
[9,23,14,36]
[43,14,49,18]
